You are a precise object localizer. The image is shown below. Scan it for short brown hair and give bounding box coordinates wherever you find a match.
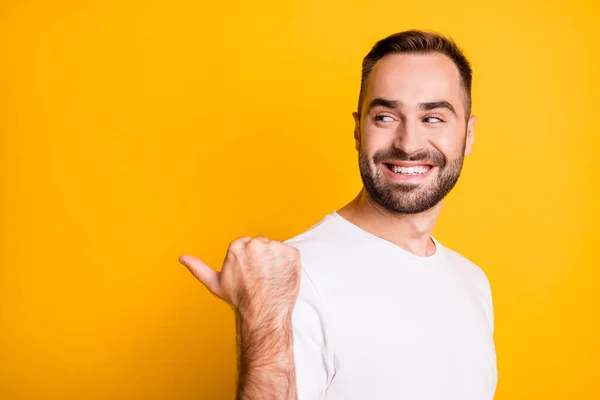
[358,30,473,120]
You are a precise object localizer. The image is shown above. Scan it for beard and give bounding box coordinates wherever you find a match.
[359,138,466,215]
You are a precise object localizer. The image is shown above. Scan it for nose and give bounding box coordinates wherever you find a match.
[393,119,425,155]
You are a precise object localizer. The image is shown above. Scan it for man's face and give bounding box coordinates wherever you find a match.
[355,52,476,214]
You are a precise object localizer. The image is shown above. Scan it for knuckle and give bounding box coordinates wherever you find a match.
[247,238,263,248]
[284,245,300,259]
[246,238,266,256]
[229,236,250,251]
[270,240,287,251]
[227,239,240,250]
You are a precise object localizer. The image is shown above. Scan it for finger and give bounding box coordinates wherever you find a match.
[254,236,269,243]
[228,236,252,253]
[179,255,222,298]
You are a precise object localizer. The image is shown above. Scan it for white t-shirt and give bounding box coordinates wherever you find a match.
[286,211,497,400]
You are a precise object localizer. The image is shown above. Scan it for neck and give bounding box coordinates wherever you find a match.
[336,188,442,257]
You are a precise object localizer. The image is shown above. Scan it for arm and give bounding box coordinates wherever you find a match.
[236,312,297,400]
[179,236,300,400]
[233,263,334,400]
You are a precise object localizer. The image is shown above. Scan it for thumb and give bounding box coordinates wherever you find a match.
[179,255,222,298]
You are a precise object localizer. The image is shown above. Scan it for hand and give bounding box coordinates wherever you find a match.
[179,236,302,323]
[180,236,301,399]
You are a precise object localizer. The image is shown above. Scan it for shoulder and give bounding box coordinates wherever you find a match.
[441,243,493,294]
[284,213,344,268]
[284,212,338,247]
[283,213,355,302]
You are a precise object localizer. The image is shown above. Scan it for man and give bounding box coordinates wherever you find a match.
[180,30,497,399]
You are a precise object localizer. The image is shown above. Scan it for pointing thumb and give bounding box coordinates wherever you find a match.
[179,255,222,298]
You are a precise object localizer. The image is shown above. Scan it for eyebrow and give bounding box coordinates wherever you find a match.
[368,97,457,117]
[419,101,457,116]
[368,98,401,111]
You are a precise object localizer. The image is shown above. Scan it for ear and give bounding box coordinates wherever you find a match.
[353,111,361,151]
[464,115,477,156]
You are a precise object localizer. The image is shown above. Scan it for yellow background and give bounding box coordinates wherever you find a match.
[1,0,598,398]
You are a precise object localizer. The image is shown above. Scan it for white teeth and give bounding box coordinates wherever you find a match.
[391,165,431,175]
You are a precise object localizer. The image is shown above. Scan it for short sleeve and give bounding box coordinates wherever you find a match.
[487,280,495,335]
[292,268,335,400]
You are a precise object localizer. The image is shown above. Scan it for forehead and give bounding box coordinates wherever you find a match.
[366,52,464,112]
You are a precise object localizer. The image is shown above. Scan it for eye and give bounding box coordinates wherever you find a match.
[423,116,444,123]
[375,114,395,123]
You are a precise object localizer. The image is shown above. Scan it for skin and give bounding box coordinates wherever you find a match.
[179,51,476,399]
[180,236,300,399]
[340,52,476,256]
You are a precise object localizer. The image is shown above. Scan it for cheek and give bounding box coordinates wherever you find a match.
[430,128,466,158]
[361,125,395,152]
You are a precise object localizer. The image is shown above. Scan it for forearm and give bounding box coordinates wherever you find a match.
[235,312,297,400]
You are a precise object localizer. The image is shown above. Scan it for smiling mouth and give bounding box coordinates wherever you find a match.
[385,163,432,175]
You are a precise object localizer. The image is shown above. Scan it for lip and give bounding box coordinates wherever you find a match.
[382,162,438,182]
[383,160,435,167]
